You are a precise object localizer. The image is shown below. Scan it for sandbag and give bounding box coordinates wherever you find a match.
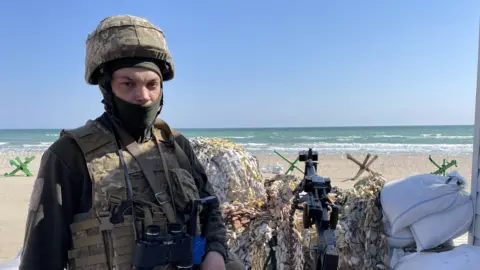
[380,171,468,234]
[387,227,415,248]
[383,212,415,248]
[389,248,413,269]
[410,199,473,251]
[393,244,480,270]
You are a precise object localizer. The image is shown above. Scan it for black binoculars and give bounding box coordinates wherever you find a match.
[133,223,194,269]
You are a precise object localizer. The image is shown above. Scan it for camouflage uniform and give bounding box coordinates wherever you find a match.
[20,15,243,270]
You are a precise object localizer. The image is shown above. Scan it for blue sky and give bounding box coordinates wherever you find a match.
[0,0,479,129]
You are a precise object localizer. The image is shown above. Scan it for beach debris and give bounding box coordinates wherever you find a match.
[190,137,266,204]
[336,173,389,270]
[260,162,285,174]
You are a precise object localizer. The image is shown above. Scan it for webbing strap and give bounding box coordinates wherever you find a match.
[113,122,177,224]
[75,254,108,267]
[155,119,192,175]
[174,141,193,175]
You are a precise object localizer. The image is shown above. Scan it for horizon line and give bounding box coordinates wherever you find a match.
[0,123,474,130]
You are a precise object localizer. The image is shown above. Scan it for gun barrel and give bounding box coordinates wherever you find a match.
[305,160,317,177]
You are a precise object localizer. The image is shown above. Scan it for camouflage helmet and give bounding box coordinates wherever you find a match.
[85,15,174,85]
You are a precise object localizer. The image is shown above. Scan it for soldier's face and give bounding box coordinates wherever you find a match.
[110,67,163,105]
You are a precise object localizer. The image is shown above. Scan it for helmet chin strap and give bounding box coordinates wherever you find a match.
[151,93,164,126]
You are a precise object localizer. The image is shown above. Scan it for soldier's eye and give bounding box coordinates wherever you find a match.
[122,82,134,87]
[147,81,159,89]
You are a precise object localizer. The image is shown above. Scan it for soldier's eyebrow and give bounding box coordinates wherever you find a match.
[114,75,135,81]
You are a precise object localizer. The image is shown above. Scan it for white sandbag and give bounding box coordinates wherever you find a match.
[387,227,415,248]
[394,244,480,270]
[383,212,415,248]
[380,171,468,234]
[411,199,473,251]
[389,248,412,269]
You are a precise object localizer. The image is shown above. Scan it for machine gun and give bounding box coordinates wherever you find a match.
[292,148,339,270]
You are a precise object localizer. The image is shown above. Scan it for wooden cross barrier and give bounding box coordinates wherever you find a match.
[343,153,379,182]
[273,150,304,175]
[4,156,35,177]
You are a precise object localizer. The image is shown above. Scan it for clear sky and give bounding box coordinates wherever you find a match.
[1,0,479,129]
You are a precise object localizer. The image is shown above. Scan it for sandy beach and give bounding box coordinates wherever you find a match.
[0,151,474,262]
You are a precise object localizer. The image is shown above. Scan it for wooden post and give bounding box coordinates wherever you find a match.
[469,24,480,246]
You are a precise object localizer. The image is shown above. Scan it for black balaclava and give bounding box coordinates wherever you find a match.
[98,58,164,143]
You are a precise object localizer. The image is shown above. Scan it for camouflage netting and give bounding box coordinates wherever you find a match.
[189,138,390,270]
[220,174,315,270]
[335,173,390,270]
[189,137,266,204]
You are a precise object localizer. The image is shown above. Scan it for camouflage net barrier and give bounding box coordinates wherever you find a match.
[189,137,266,204]
[220,174,315,270]
[190,138,391,270]
[336,173,390,270]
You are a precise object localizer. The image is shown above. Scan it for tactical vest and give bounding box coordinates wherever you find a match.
[61,119,201,270]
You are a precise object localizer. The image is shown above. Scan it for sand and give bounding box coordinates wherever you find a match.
[0,151,474,262]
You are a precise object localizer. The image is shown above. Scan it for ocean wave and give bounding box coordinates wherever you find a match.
[373,134,473,140]
[0,138,474,156]
[372,135,407,138]
[223,135,255,139]
[241,142,474,155]
[237,142,268,147]
[295,135,362,140]
[295,136,327,140]
[22,142,53,148]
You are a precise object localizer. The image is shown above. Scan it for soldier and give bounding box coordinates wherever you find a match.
[19,15,244,270]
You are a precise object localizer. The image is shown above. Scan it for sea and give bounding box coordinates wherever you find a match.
[0,125,475,156]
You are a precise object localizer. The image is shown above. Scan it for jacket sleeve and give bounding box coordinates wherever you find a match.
[20,140,85,270]
[174,134,229,262]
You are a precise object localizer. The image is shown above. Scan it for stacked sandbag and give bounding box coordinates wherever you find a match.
[380,171,473,253]
[189,137,266,204]
[335,173,390,270]
[394,244,480,270]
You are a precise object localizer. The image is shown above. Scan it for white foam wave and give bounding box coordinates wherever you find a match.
[238,142,268,146]
[373,135,406,138]
[295,135,362,140]
[21,142,53,149]
[223,136,255,139]
[373,134,473,140]
[0,139,474,156]
[242,142,474,155]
